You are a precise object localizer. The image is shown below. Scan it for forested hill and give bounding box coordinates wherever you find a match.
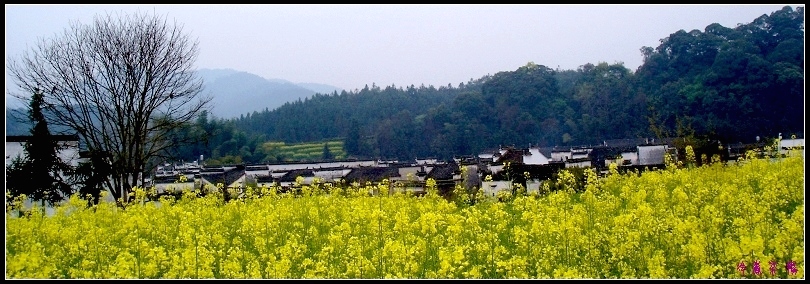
[6,6,803,165]
[190,5,801,163]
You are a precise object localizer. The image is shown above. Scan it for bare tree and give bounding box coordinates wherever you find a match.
[7,11,211,206]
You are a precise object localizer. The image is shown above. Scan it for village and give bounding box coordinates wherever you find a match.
[5,134,804,202]
[145,135,805,199]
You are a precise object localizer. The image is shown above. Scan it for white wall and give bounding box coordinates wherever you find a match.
[481,181,511,197]
[571,148,591,160]
[416,158,438,165]
[551,151,571,162]
[565,160,591,168]
[780,138,804,148]
[478,153,496,163]
[245,169,269,177]
[523,148,550,165]
[5,140,81,167]
[488,165,504,175]
[621,151,638,165]
[638,145,667,165]
[314,169,351,181]
[779,138,804,156]
[526,180,542,194]
[393,167,424,182]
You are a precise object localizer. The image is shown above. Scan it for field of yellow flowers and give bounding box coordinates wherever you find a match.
[5,151,804,279]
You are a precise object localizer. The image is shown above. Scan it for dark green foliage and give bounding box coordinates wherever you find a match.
[343,119,362,157]
[637,6,804,144]
[5,156,29,209]
[551,167,588,193]
[71,150,114,206]
[322,143,334,161]
[155,6,802,164]
[6,90,74,207]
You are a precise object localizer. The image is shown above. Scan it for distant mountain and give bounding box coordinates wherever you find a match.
[5,68,344,134]
[196,68,343,119]
[5,108,30,136]
[296,82,343,95]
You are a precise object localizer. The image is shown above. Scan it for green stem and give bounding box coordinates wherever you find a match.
[95,229,100,277]
[195,235,199,279]
[378,189,383,278]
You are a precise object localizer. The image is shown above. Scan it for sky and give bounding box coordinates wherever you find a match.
[5,4,801,95]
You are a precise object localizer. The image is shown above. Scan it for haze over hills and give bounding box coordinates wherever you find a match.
[196,68,344,119]
[5,68,345,135]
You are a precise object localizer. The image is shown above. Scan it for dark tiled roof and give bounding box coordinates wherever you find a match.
[566,157,591,163]
[536,147,554,159]
[152,175,193,184]
[588,146,637,170]
[279,169,315,182]
[245,165,269,171]
[343,167,400,184]
[551,146,571,152]
[199,172,223,185]
[201,166,226,173]
[589,146,636,158]
[256,175,275,183]
[495,147,525,164]
[200,165,245,187]
[496,163,565,181]
[601,138,648,148]
[640,137,677,146]
[426,163,459,180]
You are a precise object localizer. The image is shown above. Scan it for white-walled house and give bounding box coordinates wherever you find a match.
[526,180,542,194]
[198,166,247,191]
[279,176,317,188]
[638,144,667,165]
[391,166,425,182]
[478,153,497,163]
[619,150,639,166]
[5,135,82,167]
[522,147,551,165]
[244,165,269,177]
[551,148,572,162]
[480,179,545,197]
[488,164,505,175]
[481,181,512,197]
[266,160,377,172]
[478,153,493,162]
[602,148,639,167]
[779,138,804,155]
[313,168,352,182]
[415,158,438,165]
[565,158,592,168]
[570,147,592,160]
[478,148,502,163]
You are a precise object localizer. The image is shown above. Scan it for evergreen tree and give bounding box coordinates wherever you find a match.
[344,120,361,156]
[72,150,113,206]
[6,89,75,207]
[322,143,334,161]
[5,156,29,210]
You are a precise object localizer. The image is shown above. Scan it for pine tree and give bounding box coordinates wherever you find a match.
[344,120,361,156]
[6,89,74,207]
[72,150,113,206]
[322,142,334,161]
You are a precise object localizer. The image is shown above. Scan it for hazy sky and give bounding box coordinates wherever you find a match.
[5,4,799,92]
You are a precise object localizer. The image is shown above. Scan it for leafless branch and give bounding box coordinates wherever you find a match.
[6,11,211,202]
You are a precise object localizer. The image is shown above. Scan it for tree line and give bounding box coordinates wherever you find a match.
[173,6,803,163]
[5,6,804,208]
